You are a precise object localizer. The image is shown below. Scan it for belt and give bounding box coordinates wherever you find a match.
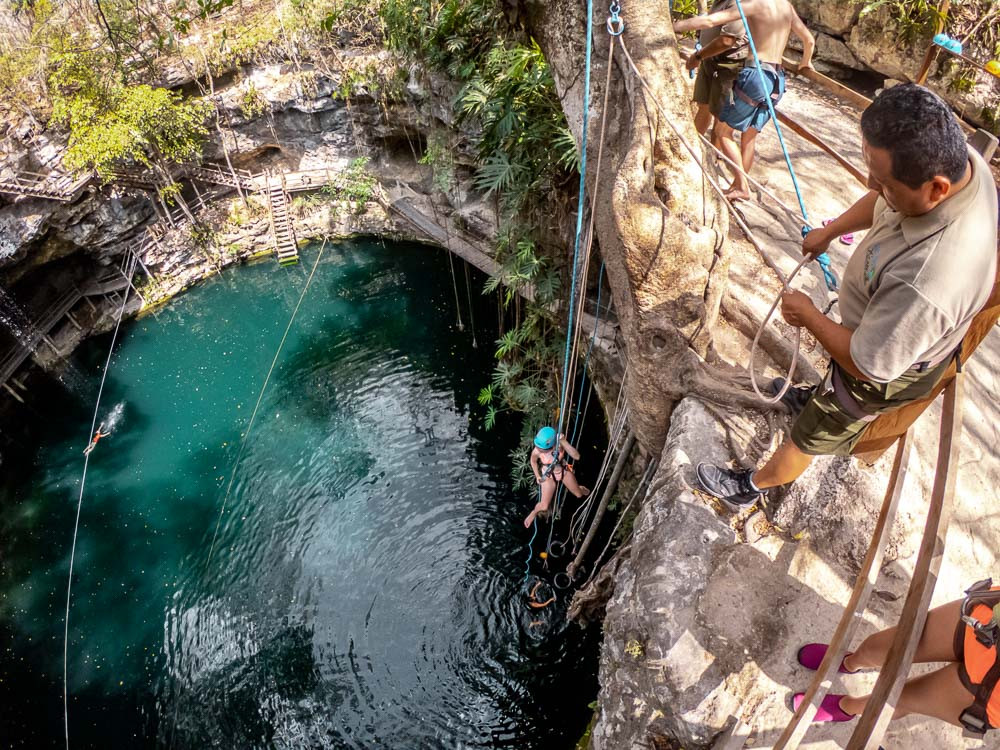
[910,344,962,373]
[744,60,783,73]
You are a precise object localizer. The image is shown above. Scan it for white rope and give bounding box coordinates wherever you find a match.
[581,458,657,587]
[64,252,139,750]
[616,38,804,405]
[204,237,329,571]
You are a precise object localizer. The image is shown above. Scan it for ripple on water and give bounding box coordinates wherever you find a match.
[0,240,600,749]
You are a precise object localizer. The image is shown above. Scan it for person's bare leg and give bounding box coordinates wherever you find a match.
[714,121,751,200]
[750,441,814,490]
[845,599,962,671]
[837,600,968,721]
[694,103,713,136]
[839,663,973,726]
[524,478,557,527]
[740,126,759,176]
[560,470,590,499]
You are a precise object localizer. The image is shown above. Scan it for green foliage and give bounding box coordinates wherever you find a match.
[320,156,378,211]
[379,0,502,79]
[50,52,212,177]
[240,81,269,119]
[418,130,457,194]
[855,0,942,45]
[459,40,578,215]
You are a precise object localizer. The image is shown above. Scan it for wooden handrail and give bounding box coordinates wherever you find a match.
[773,430,913,749]
[774,110,868,187]
[846,373,965,749]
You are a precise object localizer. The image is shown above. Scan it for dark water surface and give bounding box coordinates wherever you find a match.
[0,240,601,749]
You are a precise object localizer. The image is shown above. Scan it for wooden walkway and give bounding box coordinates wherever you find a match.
[0,170,92,202]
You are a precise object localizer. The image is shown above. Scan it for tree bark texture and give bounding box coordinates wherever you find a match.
[523,0,731,455]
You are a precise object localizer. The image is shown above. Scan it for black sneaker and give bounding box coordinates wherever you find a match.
[696,463,763,511]
[768,377,815,416]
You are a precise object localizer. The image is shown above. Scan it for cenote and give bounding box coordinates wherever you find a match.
[0,239,605,749]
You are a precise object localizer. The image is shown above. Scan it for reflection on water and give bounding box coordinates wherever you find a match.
[0,240,601,749]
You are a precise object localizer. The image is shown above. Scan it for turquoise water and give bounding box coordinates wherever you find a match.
[0,240,602,748]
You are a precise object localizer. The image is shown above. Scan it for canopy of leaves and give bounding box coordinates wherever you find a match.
[50,54,212,177]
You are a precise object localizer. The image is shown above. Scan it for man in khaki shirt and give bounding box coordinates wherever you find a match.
[698,83,999,509]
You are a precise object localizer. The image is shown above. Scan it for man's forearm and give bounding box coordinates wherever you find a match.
[804,309,868,380]
[697,35,736,61]
[826,189,879,238]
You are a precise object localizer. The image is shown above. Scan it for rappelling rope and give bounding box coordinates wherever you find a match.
[464,261,477,348]
[730,0,838,294]
[204,238,329,572]
[581,458,657,587]
[616,37,809,406]
[569,262,607,446]
[525,516,539,582]
[554,0,596,445]
[447,250,464,332]
[63,251,138,750]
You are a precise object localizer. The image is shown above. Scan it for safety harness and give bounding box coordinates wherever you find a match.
[732,61,783,109]
[539,447,569,481]
[955,578,1000,737]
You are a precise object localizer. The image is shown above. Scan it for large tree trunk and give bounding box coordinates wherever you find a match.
[524,0,731,455]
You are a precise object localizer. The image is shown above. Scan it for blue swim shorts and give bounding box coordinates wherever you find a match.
[718,65,786,132]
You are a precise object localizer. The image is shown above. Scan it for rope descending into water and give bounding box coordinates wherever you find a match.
[204,238,329,572]
[64,251,139,750]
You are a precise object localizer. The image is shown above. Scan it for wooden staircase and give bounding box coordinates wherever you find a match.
[0,170,92,201]
[265,174,298,266]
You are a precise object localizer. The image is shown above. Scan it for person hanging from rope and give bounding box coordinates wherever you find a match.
[674,0,815,201]
[687,0,749,137]
[524,426,590,528]
[82,423,108,456]
[792,579,1000,736]
[697,84,998,510]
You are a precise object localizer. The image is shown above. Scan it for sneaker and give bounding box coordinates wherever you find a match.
[797,643,860,674]
[767,377,815,416]
[792,692,855,723]
[696,463,763,511]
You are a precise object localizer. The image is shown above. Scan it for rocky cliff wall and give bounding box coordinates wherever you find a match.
[793,0,1000,134]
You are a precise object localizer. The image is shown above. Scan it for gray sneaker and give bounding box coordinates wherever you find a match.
[696,463,762,511]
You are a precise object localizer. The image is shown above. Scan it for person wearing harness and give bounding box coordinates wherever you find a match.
[697,84,999,510]
[791,580,1000,736]
[524,426,590,528]
[674,0,815,201]
[686,0,748,136]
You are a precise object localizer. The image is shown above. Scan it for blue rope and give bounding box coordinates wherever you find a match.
[556,0,594,440]
[730,0,838,292]
[525,514,538,582]
[570,263,606,446]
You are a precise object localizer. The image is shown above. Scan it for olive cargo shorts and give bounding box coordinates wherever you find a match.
[791,358,952,456]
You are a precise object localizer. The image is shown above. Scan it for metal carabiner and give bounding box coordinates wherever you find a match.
[607,0,624,36]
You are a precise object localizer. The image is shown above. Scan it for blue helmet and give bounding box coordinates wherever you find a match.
[534,426,557,450]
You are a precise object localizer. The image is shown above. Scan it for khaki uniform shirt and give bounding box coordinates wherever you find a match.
[698,0,748,65]
[839,147,998,383]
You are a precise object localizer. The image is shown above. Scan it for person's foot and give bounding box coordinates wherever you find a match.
[797,643,860,674]
[724,186,752,202]
[578,486,591,498]
[695,463,763,511]
[792,692,856,723]
[767,377,815,416]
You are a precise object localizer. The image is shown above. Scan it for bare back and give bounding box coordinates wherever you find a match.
[744,0,797,64]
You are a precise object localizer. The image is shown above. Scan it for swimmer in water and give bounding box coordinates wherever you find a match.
[83,423,108,456]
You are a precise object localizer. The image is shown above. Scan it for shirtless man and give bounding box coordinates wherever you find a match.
[675,0,815,200]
